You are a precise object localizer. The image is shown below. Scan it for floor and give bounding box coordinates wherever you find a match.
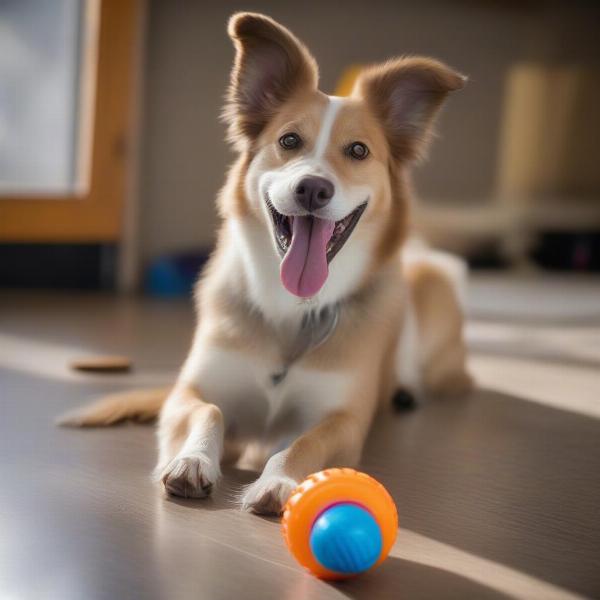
[1,274,599,600]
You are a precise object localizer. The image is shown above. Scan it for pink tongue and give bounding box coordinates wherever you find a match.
[280,216,335,298]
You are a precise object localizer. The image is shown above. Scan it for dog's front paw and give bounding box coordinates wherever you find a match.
[160,455,220,499]
[241,475,298,515]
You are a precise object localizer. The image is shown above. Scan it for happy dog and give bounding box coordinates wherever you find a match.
[61,12,471,515]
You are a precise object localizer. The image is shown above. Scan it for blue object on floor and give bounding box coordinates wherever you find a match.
[145,250,209,297]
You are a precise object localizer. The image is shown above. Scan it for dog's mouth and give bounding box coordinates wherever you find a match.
[267,200,367,298]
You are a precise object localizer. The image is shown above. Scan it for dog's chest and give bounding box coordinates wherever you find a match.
[185,344,348,438]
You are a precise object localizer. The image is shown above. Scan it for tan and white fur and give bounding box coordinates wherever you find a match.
[60,13,472,514]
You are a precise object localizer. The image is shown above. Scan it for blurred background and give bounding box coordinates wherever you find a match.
[0,0,599,294]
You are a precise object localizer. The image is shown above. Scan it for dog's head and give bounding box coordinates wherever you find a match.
[224,13,465,299]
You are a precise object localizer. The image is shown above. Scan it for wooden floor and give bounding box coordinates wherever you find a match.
[1,274,599,599]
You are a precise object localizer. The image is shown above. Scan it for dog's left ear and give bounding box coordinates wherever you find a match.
[354,57,466,162]
[224,13,318,147]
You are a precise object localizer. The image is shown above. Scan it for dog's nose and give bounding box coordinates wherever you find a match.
[294,176,334,212]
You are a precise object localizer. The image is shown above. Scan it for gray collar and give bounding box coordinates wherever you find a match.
[271,303,340,385]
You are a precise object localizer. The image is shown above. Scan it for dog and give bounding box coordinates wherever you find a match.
[60,12,472,515]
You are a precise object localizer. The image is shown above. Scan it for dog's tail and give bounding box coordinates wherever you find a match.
[57,387,169,427]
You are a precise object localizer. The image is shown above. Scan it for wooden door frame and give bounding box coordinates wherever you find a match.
[0,0,142,244]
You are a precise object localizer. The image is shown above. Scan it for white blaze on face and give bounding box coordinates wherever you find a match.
[277,96,348,298]
[256,95,345,218]
[312,96,344,160]
[258,95,369,222]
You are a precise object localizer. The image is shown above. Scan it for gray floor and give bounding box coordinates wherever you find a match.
[1,274,600,600]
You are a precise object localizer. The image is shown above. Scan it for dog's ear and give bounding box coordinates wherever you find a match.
[354,57,466,162]
[224,13,318,146]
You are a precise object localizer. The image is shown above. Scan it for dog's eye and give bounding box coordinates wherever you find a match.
[279,133,302,150]
[347,142,369,160]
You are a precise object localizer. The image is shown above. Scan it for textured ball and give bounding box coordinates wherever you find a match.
[309,503,383,574]
[281,468,398,579]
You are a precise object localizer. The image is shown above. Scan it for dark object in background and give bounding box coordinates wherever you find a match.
[465,239,511,270]
[392,388,417,411]
[145,249,210,297]
[530,231,600,272]
[0,244,116,289]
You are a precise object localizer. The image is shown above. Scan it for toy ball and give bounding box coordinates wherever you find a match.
[281,468,398,579]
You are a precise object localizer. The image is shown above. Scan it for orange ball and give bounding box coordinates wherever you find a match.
[281,468,398,579]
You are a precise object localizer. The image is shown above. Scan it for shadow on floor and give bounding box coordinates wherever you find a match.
[327,557,510,600]
[164,466,259,512]
[361,386,600,598]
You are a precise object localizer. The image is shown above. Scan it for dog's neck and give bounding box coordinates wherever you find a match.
[209,215,391,381]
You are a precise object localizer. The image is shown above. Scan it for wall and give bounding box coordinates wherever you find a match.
[139,0,600,263]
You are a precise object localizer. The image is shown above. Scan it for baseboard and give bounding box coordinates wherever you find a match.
[0,243,117,290]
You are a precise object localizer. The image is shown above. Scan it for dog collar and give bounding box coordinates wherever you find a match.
[271,303,340,385]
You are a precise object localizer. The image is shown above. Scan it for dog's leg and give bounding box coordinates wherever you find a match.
[405,257,473,396]
[241,410,368,514]
[156,384,224,498]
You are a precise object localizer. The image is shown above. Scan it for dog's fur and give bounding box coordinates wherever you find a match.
[60,13,472,514]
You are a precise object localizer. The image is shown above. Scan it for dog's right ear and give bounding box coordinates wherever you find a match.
[224,13,318,147]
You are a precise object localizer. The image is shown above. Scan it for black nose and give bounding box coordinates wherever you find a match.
[294,176,334,212]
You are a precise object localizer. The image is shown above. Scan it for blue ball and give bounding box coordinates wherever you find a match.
[309,503,383,574]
